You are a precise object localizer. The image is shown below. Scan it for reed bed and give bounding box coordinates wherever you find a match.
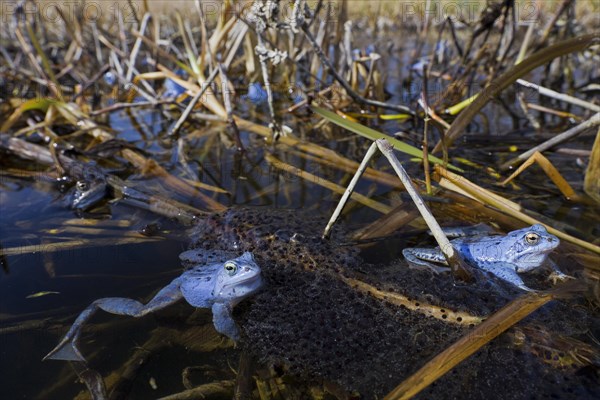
[1,1,599,399]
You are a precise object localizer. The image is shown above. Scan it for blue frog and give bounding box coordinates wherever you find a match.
[403,224,569,291]
[44,252,263,362]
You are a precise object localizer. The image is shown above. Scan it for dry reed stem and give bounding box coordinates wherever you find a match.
[384,286,578,400]
[342,277,483,326]
[265,153,392,214]
[0,237,162,257]
[500,151,581,201]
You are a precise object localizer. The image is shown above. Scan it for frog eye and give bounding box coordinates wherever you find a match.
[76,181,88,191]
[525,233,540,245]
[224,262,237,276]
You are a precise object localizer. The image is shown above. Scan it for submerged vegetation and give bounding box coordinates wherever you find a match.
[1,0,599,399]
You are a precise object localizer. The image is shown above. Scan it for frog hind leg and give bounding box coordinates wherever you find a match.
[402,248,450,274]
[481,262,533,292]
[43,278,184,362]
[437,223,496,239]
[211,302,240,341]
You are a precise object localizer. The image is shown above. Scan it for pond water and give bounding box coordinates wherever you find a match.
[0,105,386,398]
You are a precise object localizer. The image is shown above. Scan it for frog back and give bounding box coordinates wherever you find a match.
[179,263,222,308]
[453,235,507,264]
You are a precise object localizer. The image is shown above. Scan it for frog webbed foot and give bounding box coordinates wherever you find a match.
[547,271,575,285]
[43,331,87,362]
[211,302,240,341]
[44,279,184,362]
[544,260,575,285]
[43,305,97,361]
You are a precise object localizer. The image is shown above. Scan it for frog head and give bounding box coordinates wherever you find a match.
[503,224,559,272]
[71,164,107,210]
[213,252,264,304]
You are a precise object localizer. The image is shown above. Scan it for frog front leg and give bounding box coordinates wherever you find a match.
[544,260,574,284]
[402,248,450,274]
[43,277,184,362]
[211,302,240,341]
[480,262,533,292]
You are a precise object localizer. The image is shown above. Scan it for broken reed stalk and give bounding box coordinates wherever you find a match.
[322,138,471,280]
[515,22,536,65]
[417,94,434,194]
[584,128,600,203]
[219,64,244,151]
[322,142,379,238]
[126,12,152,82]
[422,116,432,194]
[376,139,471,281]
[500,151,581,201]
[255,33,281,138]
[524,103,580,120]
[516,91,541,130]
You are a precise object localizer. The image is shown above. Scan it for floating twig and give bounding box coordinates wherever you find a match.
[500,113,600,170]
[342,276,483,326]
[0,237,162,258]
[516,79,600,112]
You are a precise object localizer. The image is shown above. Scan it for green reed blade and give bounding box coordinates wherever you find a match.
[311,105,462,172]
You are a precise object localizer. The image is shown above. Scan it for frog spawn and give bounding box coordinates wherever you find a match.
[192,209,462,395]
[190,208,600,399]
